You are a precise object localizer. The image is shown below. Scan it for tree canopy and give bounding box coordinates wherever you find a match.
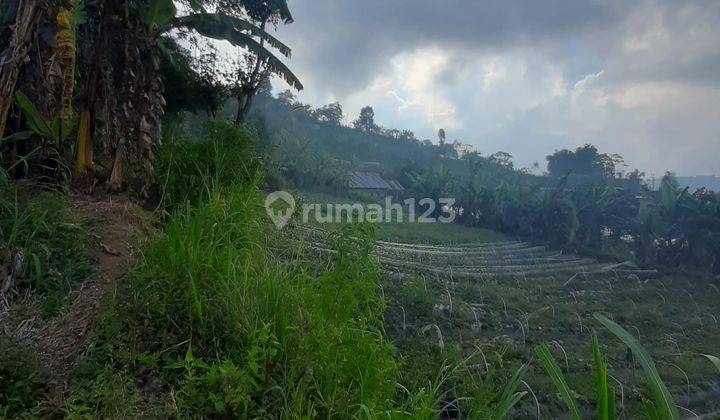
[353,106,379,133]
[546,144,620,179]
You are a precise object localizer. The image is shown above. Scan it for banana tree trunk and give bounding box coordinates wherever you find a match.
[74,48,101,178]
[56,0,77,123]
[0,0,40,140]
[108,0,163,196]
[108,0,131,192]
[234,87,256,125]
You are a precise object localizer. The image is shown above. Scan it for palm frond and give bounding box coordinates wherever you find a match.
[173,13,302,90]
[174,13,291,57]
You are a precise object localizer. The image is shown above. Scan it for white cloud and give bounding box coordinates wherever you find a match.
[339,47,461,132]
[571,70,605,107]
[481,59,509,91]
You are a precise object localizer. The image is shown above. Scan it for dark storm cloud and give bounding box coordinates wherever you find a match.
[268,0,720,175]
[279,0,626,93]
[277,0,720,93]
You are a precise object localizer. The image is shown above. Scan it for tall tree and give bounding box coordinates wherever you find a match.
[353,106,378,133]
[546,144,618,179]
[313,102,343,125]
[212,0,302,124]
[438,128,446,145]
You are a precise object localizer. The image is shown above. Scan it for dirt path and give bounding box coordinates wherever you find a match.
[34,193,147,402]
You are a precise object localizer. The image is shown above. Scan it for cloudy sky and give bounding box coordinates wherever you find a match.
[268,0,720,176]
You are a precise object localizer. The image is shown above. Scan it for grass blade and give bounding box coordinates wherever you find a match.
[534,343,581,420]
[493,364,528,419]
[703,354,720,373]
[593,333,610,420]
[594,313,679,420]
[607,386,616,420]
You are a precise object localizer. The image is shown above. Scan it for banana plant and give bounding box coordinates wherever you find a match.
[7,91,73,145]
[149,0,302,90]
[108,0,302,193]
[0,91,73,179]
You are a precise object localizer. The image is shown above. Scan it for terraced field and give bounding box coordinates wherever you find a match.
[297,225,720,418]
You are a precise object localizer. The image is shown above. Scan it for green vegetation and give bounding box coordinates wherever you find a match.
[68,192,399,417]
[594,313,680,419]
[0,335,47,416]
[249,89,720,275]
[298,191,505,244]
[370,232,720,417]
[535,343,582,419]
[0,184,95,315]
[1,0,301,194]
[0,183,95,414]
[2,0,720,418]
[58,127,529,418]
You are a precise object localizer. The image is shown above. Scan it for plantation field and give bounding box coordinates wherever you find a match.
[296,191,505,244]
[296,223,720,418]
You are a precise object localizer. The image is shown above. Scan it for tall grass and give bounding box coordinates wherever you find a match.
[129,182,401,416]
[58,118,541,418]
[61,120,412,417]
[0,186,93,314]
[154,118,259,209]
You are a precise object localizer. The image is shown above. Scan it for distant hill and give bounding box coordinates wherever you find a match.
[243,89,547,190]
[237,89,670,194]
[247,91,463,173]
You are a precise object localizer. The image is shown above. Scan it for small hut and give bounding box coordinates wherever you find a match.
[348,171,404,197]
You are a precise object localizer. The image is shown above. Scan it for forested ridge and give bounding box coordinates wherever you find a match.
[244,90,720,276]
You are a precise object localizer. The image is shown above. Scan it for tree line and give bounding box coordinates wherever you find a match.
[409,152,720,275]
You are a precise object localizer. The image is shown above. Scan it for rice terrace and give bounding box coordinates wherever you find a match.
[2,0,720,418]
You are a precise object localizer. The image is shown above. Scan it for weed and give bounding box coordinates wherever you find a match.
[0,187,94,316]
[0,336,47,416]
